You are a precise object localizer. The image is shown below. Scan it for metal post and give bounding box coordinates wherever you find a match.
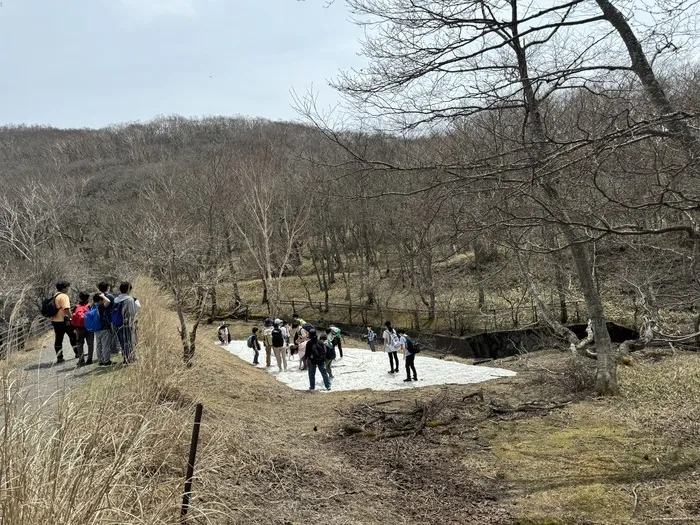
[181,403,204,522]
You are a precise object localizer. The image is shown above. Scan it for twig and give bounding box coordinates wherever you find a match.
[631,484,640,514]
[413,406,428,437]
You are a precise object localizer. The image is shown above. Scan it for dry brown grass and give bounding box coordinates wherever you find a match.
[0,278,231,524]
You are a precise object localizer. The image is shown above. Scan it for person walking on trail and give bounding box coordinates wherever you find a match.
[322,334,336,380]
[400,331,418,382]
[367,326,377,352]
[306,329,331,391]
[113,281,140,364]
[262,318,274,367]
[49,281,78,364]
[329,325,344,359]
[248,327,261,365]
[72,291,94,366]
[93,292,113,366]
[271,320,287,372]
[97,282,119,355]
[383,321,400,374]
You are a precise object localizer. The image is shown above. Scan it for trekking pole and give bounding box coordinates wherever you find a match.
[180,403,203,523]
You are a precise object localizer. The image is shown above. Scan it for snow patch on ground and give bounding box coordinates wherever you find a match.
[224,341,516,392]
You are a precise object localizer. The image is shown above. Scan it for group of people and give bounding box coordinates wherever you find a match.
[218,313,419,391]
[44,280,141,367]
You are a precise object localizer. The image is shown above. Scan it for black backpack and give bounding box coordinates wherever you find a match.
[406,336,420,354]
[271,327,284,347]
[40,293,59,318]
[308,339,326,363]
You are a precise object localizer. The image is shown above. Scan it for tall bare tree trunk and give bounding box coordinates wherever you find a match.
[473,241,486,311]
[210,285,217,320]
[595,0,700,160]
[225,234,242,307]
[511,0,616,393]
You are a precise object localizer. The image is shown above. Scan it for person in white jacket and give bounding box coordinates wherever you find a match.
[382,321,400,374]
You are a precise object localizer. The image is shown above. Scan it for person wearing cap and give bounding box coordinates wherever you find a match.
[271,319,287,372]
[262,318,274,367]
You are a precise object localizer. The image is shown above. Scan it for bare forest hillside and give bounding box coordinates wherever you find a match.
[0,100,698,386]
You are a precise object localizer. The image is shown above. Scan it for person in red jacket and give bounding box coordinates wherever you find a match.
[72,292,94,367]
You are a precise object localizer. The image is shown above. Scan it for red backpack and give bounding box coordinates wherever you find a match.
[72,304,90,328]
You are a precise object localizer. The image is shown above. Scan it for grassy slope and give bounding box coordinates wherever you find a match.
[14,282,697,524]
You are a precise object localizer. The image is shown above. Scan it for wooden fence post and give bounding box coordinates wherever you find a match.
[181,403,203,523]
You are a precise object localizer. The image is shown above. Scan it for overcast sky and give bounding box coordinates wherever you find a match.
[0,0,365,129]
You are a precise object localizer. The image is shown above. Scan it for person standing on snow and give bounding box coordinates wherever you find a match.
[262,318,274,368]
[383,321,400,374]
[217,323,231,345]
[329,325,344,359]
[400,331,418,382]
[271,320,287,372]
[367,326,377,352]
[306,329,331,391]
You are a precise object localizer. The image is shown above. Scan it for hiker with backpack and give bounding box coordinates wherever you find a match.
[72,292,94,366]
[280,320,290,357]
[329,325,344,359]
[382,321,400,374]
[90,292,113,366]
[247,327,261,365]
[400,331,419,382]
[321,334,336,380]
[113,281,140,364]
[306,329,331,391]
[44,281,78,364]
[97,282,120,356]
[271,320,287,372]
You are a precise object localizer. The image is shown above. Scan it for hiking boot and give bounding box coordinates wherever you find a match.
[413,376,418,381]
[388,369,395,374]
[403,378,412,382]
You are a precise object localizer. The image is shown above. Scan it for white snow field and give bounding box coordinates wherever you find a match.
[224,341,516,392]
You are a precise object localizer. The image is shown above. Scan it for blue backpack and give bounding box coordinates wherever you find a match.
[84,306,103,333]
[111,301,124,328]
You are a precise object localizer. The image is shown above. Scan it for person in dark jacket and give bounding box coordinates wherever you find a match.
[306,329,331,391]
[249,327,261,365]
[97,282,119,355]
